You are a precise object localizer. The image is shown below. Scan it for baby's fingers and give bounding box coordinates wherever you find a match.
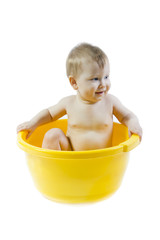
[16,122,30,133]
[131,128,143,142]
[26,131,33,139]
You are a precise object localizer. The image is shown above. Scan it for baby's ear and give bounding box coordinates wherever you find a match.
[69,76,78,90]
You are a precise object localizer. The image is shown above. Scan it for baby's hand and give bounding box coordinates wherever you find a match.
[17,121,36,138]
[127,119,143,141]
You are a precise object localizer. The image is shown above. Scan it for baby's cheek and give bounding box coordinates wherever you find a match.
[85,86,94,94]
[107,82,111,91]
[90,88,96,95]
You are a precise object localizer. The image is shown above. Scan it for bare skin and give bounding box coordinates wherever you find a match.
[17,58,142,151]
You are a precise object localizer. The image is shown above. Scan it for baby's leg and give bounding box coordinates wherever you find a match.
[42,128,72,151]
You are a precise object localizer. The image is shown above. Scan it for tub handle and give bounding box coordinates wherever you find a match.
[119,134,140,152]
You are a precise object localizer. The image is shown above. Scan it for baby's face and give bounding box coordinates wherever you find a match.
[75,58,110,103]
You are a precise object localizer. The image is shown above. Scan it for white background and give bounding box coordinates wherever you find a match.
[0,0,160,239]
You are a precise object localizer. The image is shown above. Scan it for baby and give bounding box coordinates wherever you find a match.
[17,43,142,151]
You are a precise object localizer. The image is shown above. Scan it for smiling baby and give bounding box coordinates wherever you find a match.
[17,43,142,151]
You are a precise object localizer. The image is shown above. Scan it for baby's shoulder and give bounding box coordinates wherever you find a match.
[104,94,119,110]
[65,95,76,102]
[60,95,76,107]
[105,93,115,104]
[59,95,75,102]
[106,94,117,103]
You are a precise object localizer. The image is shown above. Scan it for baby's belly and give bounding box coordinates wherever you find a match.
[66,126,113,151]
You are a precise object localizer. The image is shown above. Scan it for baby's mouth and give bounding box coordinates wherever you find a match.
[95,90,105,95]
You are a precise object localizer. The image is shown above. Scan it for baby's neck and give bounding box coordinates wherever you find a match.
[76,92,98,105]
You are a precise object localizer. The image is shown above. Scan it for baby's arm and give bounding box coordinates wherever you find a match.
[109,95,142,140]
[17,97,68,138]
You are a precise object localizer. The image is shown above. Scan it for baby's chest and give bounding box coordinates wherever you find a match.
[67,103,113,130]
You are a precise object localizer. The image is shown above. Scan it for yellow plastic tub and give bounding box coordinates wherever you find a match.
[17,119,140,203]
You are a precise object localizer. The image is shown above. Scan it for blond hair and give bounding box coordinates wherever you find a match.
[66,43,108,78]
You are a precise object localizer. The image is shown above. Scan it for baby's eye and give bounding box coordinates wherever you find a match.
[104,76,109,79]
[92,77,99,81]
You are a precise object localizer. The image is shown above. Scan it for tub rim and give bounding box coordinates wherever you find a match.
[17,122,140,159]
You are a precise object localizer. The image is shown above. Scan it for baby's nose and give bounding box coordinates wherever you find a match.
[99,79,105,87]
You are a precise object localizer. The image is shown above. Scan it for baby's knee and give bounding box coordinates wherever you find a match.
[43,128,63,141]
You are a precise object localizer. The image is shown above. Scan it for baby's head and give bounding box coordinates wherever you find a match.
[66,43,110,102]
[66,43,109,78]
